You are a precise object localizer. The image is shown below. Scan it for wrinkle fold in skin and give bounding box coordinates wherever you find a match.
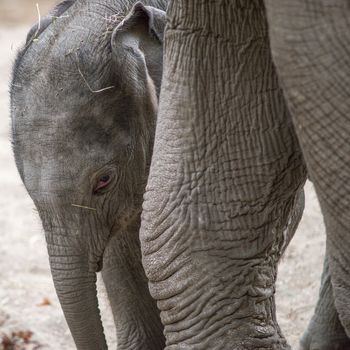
[141,1,306,348]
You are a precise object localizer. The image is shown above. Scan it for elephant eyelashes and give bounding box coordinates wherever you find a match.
[93,175,112,194]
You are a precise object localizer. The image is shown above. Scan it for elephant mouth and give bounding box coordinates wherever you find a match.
[96,258,104,273]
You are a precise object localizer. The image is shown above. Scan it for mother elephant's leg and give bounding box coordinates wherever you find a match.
[141,1,306,348]
[300,255,350,350]
[265,0,350,344]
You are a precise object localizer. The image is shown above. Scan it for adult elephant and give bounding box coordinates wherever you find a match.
[11,0,168,349]
[266,1,350,349]
[140,1,350,349]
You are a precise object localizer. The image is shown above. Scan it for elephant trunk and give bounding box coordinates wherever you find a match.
[46,233,107,350]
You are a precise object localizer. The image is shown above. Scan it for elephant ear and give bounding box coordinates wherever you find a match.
[111,2,166,96]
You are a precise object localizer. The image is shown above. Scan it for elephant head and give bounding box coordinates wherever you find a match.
[10,1,167,349]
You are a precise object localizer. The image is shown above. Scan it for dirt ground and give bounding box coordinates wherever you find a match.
[0,1,326,349]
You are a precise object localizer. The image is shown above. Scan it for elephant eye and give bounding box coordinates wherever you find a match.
[93,175,112,194]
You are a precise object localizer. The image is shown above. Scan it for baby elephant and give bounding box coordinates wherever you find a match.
[10,0,167,349]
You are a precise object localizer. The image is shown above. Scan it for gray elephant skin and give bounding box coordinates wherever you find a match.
[10,0,350,350]
[11,0,167,349]
[141,1,350,350]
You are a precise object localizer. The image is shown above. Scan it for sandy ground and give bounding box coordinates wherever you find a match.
[0,1,326,349]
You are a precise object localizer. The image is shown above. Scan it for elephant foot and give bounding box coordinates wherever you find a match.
[299,327,350,350]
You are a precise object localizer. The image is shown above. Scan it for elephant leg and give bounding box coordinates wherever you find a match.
[101,228,164,350]
[265,0,350,338]
[300,254,350,350]
[141,1,307,349]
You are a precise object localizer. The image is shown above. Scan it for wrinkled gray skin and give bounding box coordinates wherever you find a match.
[266,1,350,349]
[141,1,350,349]
[299,257,350,350]
[11,0,350,349]
[11,0,167,349]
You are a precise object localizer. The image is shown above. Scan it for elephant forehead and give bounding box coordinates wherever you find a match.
[17,106,127,154]
[12,66,132,196]
[13,73,132,153]
[13,107,130,196]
